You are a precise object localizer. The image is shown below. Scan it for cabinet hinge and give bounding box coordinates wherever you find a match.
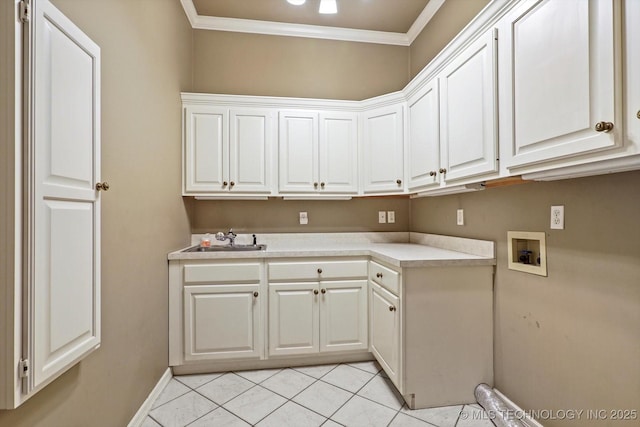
[19,359,29,378]
[19,1,30,23]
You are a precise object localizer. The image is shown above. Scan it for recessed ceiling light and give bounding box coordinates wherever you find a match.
[319,0,337,14]
[287,0,306,5]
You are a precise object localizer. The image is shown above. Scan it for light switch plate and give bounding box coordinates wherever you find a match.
[299,211,308,225]
[387,211,395,223]
[550,205,564,229]
[457,209,464,226]
[378,211,386,223]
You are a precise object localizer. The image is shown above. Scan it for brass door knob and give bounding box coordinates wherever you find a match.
[439,168,447,174]
[376,273,383,278]
[594,121,614,132]
[96,182,110,191]
[429,171,437,177]
[321,289,326,294]
[313,289,319,295]
[389,305,396,312]
[253,291,259,297]
[396,179,402,185]
[317,268,323,274]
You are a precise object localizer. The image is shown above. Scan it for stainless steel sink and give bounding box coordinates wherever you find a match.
[183,244,267,252]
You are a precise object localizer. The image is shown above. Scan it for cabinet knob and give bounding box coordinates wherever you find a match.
[636,110,639,120]
[95,182,110,191]
[389,305,396,312]
[253,291,259,297]
[313,182,319,188]
[314,289,319,295]
[229,181,235,187]
[223,181,228,187]
[376,272,383,278]
[321,289,326,294]
[396,179,402,185]
[320,182,325,188]
[317,268,323,274]
[429,171,437,177]
[594,121,614,133]
[439,168,447,174]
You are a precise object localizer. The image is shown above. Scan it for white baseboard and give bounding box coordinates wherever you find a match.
[128,368,173,427]
[493,388,544,427]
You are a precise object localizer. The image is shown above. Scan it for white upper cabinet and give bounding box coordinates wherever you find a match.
[184,105,273,195]
[279,110,319,193]
[407,79,440,191]
[439,29,498,182]
[625,0,640,149]
[279,110,358,194]
[229,110,274,193]
[500,0,620,170]
[362,104,405,193]
[319,112,359,193]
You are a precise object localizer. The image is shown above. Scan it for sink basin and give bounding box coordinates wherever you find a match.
[183,244,267,252]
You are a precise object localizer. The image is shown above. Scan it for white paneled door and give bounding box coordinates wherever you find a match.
[184,285,261,361]
[29,0,101,392]
[503,0,619,168]
[439,29,498,181]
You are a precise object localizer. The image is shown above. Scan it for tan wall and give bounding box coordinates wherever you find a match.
[0,0,193,426]
[409,0,490,78]
[410,171,640,427]
[190,197,410,234]
[193,30,409,100]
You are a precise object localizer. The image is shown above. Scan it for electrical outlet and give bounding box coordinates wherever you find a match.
[387,211,395,224]
[550,205,564,230]
[457,209,464,226]
[378,211,386,223]
[299,211,308,225]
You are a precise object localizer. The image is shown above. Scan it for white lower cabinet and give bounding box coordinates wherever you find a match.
[369,281,400,386]
[169,261,265,365]
[268,259,368,357]
[184,284,261,361]
[368,259,494,409]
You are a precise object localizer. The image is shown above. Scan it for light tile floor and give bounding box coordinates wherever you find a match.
[143,362,494,427]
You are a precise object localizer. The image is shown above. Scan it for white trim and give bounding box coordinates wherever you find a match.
[493,388,545,427]
[180,0,446,46]
[127,368,173,427]
[406,0,446,44]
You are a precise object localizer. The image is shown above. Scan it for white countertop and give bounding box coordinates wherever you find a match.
[168,232,496,268]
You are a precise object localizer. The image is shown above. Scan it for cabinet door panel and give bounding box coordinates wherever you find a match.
[369,282,400,387]
[31,0,101,391]
[184,106,228,192]
[320,280,368,352]
[229,109,273,193]
[279,111,318,193]
[319,113,358,193]
[362,105,404,193]
[504,0,618,168]
[184,285,261,361]
[625,0,640,147]
[269,283,319,356]
[440,29,497,181]
[408,80,440,190]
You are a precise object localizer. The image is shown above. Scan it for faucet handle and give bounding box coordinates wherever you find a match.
[215,231,226,241]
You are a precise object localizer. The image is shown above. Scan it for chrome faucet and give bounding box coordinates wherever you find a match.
[215,229,237,246]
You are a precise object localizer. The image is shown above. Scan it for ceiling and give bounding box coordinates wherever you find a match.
[180,0,444,46]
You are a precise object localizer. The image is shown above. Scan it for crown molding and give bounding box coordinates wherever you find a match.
[179,0,445,46]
